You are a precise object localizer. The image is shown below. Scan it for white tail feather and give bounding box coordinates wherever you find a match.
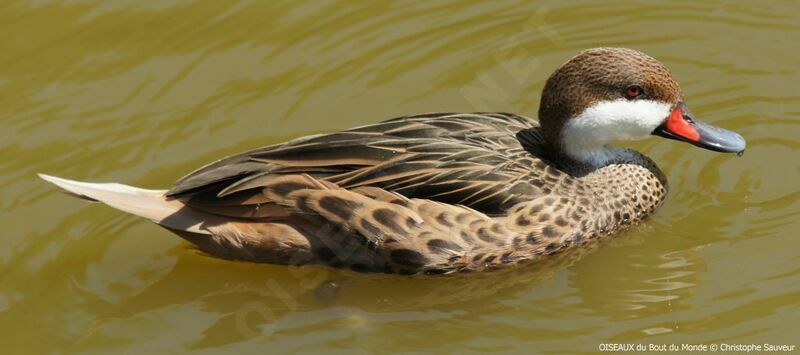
[38,174,212,235]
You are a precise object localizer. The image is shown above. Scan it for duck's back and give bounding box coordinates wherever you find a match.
[168,112,550,216]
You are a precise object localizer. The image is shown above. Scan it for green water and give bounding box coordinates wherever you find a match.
[1,1,798,353]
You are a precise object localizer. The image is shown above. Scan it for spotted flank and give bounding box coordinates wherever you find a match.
[40,48,746,275]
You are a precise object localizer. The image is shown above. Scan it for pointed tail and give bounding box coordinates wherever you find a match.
[39,174,212,235]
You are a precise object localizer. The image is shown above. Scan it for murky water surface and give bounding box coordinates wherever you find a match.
[1,1,798,353]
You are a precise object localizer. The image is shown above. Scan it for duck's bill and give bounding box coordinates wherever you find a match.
[651,102,746,154]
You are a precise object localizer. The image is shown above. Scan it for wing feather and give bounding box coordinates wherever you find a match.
[167,112,547,216]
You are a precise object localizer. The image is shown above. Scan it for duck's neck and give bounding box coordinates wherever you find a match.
[544,141,639,176]
[562,144,636,170]
[555,144,670,231]
[526,130,669,220]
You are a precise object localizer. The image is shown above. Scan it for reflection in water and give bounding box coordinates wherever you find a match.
[73,237,604,345]
[571,234,702,319]
[1,0,798,353]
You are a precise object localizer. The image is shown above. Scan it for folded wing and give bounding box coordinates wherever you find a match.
[168,112,548,216]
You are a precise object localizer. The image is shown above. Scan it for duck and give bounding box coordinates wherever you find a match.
[40,48,746,275]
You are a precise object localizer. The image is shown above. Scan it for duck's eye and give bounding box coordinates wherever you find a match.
[625,85,643,99]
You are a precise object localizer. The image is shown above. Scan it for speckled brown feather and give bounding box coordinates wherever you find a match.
[165,134,667,273]
[166,161,665,274]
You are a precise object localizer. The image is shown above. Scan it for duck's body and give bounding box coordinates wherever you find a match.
[41,48,744,275]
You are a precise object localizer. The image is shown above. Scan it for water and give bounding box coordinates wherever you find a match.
[1,1,798,353]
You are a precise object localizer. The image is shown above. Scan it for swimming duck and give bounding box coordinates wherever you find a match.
[41,48,745,275]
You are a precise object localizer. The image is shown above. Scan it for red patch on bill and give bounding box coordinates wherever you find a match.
[666,106,700,141]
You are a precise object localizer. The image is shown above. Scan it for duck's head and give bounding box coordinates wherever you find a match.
[538,47,746,167]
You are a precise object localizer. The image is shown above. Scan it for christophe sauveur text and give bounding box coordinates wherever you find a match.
[599,343,795,352]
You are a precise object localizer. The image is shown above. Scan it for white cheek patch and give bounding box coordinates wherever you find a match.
[562,99,672,146]
[560,99,672,167]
